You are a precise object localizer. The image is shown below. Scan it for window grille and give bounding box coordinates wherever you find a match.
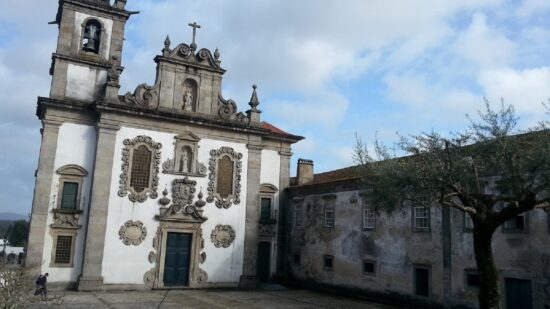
[363,207,375,229]
[54,235,72,264]
[324,198,335,228]
[130,145,151,192]
[217,156,234,198]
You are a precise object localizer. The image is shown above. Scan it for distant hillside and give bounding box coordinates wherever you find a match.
[0,212,28,221]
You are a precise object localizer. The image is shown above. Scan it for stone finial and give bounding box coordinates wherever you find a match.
[246,85,261,124]
[249,85,260,111]
[214,48,220,60]
[188,22,201,51]
[163,35,171,56]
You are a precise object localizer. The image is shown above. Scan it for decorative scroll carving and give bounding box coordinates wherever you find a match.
[148,251,156,264]
[118,220,147,246]
[143,268,155,286]
[217,94,238,120]
[258,224,276,237]
[121,82,160,108]
[200,252,206,264]
[207,147,242,208]
[211,224,236,248]
[162,43,223,71]
[118,135,162,203]
[195,267,208,284]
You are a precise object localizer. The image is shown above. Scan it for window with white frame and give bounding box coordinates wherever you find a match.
[294,203,303,228]
[363,203,375,230]
[324,197,336,228]
[413,206,430,231]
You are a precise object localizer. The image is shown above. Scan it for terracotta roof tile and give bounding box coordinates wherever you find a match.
[260,121,290,135]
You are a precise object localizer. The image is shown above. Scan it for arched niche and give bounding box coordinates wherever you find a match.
[182,78,198,112]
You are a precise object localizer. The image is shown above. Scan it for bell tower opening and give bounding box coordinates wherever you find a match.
[82,19,102,54]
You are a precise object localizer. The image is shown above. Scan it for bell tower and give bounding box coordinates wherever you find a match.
[49,0,134,102]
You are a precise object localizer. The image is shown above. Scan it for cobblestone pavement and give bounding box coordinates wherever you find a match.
[32,286,400,309]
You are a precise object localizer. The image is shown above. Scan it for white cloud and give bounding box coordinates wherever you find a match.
[478,66,550,125]
[453,13,516,68]
[515,0,550,19]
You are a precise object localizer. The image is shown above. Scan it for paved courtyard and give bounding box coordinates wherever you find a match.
[34,287,399,309]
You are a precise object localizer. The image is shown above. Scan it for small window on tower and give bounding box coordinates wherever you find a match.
[82,20,101,53]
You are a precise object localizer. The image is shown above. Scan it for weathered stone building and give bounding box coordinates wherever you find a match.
[27,0,302,290]
[285,160,550,308]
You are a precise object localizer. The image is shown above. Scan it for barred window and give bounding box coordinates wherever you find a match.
[217,156,234,198]
[363,205,375,230]
[324,198,335,228]
[130,145,152,193]
[414,207,429,230]
[323,255,334,271]
[60,182,78,210]
[294,204,303,228]
[54,235,72,264]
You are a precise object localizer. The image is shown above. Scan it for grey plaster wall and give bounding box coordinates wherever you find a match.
[286,188,550,308]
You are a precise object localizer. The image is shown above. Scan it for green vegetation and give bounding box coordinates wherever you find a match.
[354,102,550,309]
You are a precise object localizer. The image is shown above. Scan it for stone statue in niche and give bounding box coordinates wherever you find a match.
[182,79,198,112]
[178,146,192,173]
[183,91,193,111]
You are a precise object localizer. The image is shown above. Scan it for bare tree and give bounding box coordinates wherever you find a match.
[354,102,550,309]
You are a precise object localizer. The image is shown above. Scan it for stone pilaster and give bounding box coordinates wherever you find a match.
[276,149,292,276]
[27,119,62,268]
[78,122,119,291]
[239,143,263,289]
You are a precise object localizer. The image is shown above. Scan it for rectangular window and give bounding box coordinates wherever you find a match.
[324,198,335,228]
[414,266,430,296]
[293,254,301,266]
[54,235,72,265]
[260,198,272,223]
[60,182,79,210]
[413,207,430,231]
[363,260,376,276]
[363,206,375,230]
[465,269,479,289]
[323,255,334,271]
[503,213,526,232]
[294,204,303,228]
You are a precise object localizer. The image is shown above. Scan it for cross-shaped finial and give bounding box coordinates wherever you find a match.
[188,22,201,46]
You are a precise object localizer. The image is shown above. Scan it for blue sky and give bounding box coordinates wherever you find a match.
[0,0,549,215]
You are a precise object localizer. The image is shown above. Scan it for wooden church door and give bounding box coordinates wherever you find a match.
[257,242,271,282]
[163,233,192,286]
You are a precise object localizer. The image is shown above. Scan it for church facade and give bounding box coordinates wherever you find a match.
[27,0,302,290]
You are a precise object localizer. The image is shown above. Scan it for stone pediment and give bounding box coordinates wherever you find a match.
[162,42,224,73]
[175,131,200,142]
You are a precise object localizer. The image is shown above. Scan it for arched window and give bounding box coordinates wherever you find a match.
[206,147,243,208]
[82,20,101,53]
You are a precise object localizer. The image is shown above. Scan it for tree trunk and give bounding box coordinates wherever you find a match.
[473,225,500,309]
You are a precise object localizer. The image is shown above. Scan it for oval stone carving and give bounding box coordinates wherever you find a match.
[119,220,147,246]
[211,224,236,248]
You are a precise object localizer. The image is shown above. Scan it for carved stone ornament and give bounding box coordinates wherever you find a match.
[118,220,147,246]
[162,132,207,177]
[51,209,83,229]
[206,147,243,209]
[156,179,208,223]
[148,251,156,264]
[143,268,156,286]
[195,267,208,284]
[121,82,160,108]
[118,135,162,203]
[210,224,236,248]
[217,94,248,123]
[258,224,276,237]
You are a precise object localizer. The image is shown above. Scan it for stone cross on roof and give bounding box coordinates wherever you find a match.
[188,22,201,49]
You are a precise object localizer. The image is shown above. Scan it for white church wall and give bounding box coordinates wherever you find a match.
[101,126,248,285]
[42,123,97,282]
[65,64,107,101]
[260,149,281,276]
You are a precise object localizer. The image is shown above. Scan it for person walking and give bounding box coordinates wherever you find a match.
[34,273,48,301]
